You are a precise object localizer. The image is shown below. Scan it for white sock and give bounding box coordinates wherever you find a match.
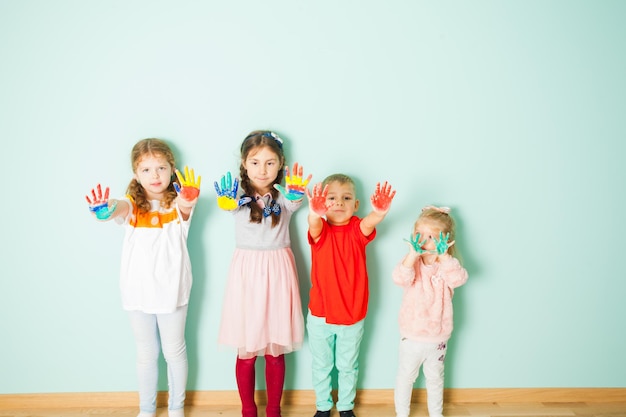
[137,412,156,417]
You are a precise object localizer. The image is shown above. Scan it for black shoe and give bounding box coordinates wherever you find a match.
[314,411,331,417]
[339,411,356,417]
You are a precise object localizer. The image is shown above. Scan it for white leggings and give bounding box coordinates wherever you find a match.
[394,338,448,417]
[128,306,188,413]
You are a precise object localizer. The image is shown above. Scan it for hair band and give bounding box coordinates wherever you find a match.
[422,205,451,214]
[262,131,283,149]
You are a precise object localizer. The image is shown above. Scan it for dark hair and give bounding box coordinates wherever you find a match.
[126,138,178,213]
[239,130,286,227]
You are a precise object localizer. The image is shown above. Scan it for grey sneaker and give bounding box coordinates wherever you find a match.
[339,411,356,417]
[314,411,331,417]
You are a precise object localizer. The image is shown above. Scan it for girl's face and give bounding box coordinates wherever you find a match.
[414,220,442,263]
[134,153,173,200]
[324,181,360,226]
[242,146,282,194]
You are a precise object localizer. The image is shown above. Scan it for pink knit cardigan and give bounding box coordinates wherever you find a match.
[392,255,468,343]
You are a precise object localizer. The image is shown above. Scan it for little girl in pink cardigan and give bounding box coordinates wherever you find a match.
[392,206,468,417]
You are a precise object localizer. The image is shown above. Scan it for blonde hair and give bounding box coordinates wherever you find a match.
[126,138,178,213]
[415,207,458,258]
[322,173,355,189]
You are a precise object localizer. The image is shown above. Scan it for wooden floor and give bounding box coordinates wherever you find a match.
[2,402,626,417]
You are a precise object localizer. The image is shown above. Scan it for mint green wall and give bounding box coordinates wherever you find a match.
[1,1,625,394]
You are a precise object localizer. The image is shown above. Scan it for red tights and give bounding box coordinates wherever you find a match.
[235,354,285,417]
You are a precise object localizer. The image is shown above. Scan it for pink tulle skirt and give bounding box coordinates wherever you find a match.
[218,247,304,358]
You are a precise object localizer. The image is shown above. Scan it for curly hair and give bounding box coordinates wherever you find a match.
[126,138,179,213]
[238,130,286,227]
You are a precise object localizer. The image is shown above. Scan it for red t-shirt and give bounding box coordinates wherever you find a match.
[308,216,376,325]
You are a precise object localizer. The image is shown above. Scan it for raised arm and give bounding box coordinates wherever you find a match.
[174,166,201,221]
[274,162,312,201]
[85,184,129,221]
[214,171,253,211]
[360,181,396,236]
[402,232,427,267]
[305,182,330,242]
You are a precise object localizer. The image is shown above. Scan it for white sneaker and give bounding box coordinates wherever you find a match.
[169,408,185,417]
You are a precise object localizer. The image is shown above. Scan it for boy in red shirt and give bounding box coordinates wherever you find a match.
[305,173,396,417]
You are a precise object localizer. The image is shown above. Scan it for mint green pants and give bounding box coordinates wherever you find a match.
[306,312,365,412]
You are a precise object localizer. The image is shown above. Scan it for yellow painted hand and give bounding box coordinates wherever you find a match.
[214,172,242,211]
[174,166,201,200]
[275,162,312,201]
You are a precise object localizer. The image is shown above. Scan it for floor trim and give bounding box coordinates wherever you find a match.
[1,388,624,409]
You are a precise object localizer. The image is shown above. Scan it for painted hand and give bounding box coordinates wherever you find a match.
[433,231,455,255]
[214,172,240,211]
[274,162,312,201]
[174,166,201,202]
[404,233,429,254]
[370,181,396,213]
[306,183,331,217]
[85,184,117,220]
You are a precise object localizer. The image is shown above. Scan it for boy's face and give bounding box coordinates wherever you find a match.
[324,180,359,225]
